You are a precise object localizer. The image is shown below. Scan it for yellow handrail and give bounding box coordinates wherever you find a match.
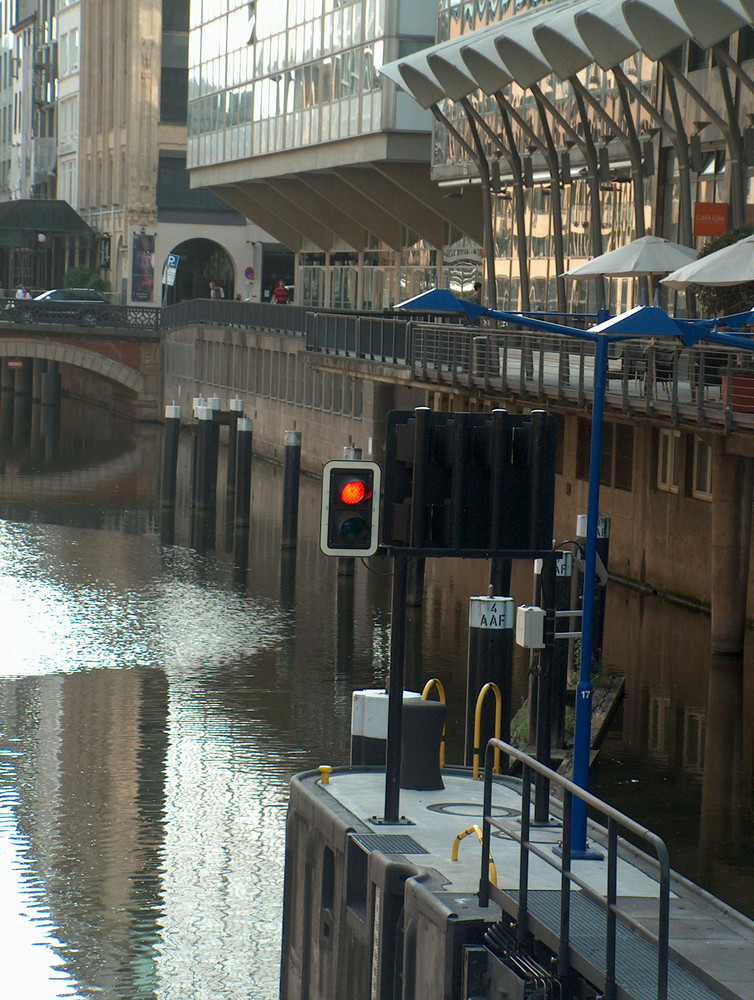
[451,824,497,885]
[421,677,447,769]
[473,682,502,779]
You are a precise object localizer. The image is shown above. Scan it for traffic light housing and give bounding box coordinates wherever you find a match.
[320,460,381,557]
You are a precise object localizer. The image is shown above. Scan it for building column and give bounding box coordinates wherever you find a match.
[711,438,753,654]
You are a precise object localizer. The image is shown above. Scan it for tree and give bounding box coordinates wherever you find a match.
[64,266,110,292]
[693,225,754,317]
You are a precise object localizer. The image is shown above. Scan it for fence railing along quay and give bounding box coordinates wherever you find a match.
[411,321,754,428]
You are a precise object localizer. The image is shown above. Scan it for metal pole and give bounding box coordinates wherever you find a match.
[226,397,244,494]
[384,551,408,822]
[281,430,301,549]
[234,417,253,528]
[161,403,181,508]
[571,334,608,857]
[338,445,361,577]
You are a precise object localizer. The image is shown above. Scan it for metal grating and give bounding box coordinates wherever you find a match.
[351,833,429,855]
[506,889,720,1000]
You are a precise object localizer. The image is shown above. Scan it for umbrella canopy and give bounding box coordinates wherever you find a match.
[661,233,754,289]
[394,287,489,322]
[589,305,707,346]
[565,235,697,279]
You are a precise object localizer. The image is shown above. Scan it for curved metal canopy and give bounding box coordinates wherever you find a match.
[380,0,754,106]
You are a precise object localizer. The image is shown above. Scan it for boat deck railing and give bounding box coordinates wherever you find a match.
[480,738,671,1000]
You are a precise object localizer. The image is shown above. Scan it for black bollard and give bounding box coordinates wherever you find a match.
[406,556,426,607]
[281,430,301,549]
[574,513,611,673]
[551,549,574,748]
[41,363,61,407]
[226,397,244,494]
[14,359,33,396]
[534,553,556,824]
[195,406,219,509]
[337,445,361,576]
[464,593,514,769]
[32,359,46,401]
[161,404,182,508]
[234,417,254,528]
[1,359,14,392]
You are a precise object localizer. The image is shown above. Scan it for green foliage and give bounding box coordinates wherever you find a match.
[693,226,754,317]
[64,266,110,293]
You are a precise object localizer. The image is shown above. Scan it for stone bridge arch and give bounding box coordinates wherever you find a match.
[0,338,146,397]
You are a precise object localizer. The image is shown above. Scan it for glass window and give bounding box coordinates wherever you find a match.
[658,429,681,493]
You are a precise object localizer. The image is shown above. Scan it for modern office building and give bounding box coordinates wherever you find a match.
[187,0,754,315]
[0,0,276,303]
[187,0,486,308]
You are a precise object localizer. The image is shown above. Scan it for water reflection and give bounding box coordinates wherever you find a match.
[0,400,753,1000]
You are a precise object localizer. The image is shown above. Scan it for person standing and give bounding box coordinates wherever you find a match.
[15,283,25,299]
[469,281,482,304]
[209,281,225,300]
[272,279,290,304]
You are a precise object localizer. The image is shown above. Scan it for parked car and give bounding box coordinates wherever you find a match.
[21,288,109,326]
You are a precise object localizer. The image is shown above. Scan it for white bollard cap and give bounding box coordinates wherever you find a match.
[164,404,181,420]
[237,417,253,432]
[229,397,244,413]
[197,406,214,421]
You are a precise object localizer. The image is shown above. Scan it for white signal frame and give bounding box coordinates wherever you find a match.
[319,459,382,557]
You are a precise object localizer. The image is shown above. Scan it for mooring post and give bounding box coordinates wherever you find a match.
[465,591,514,769]
[161,403,181,508]
[226,397,244,495]
[234,417,254,528]
[195,405,218,509]
[281,430,301,549]
[337,445,362,577]
[534,551,556,823]
[551,549,574,747]
[576,512,611,671]
[41,361,61,407]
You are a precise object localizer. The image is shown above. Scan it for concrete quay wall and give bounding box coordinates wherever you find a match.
[165,323,752,627]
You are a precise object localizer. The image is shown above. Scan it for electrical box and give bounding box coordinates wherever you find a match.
[516,605,546,649]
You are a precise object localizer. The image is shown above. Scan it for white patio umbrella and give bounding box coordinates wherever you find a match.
[661,233,754,289]
[565,235,697,279]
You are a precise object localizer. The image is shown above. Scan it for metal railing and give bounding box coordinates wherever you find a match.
[161,297,310,335]
[411,321,751,426]
[0,298,160,331]
[480,738,671,1000]
[305,311,411,362]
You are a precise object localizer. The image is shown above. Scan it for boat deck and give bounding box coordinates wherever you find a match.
[308,767,754,1000]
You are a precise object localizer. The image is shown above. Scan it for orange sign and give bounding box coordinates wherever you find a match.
[694,202,730,237]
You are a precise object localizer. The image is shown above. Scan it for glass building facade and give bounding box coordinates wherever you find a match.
[188,0,399,169]
[188,1,754,313]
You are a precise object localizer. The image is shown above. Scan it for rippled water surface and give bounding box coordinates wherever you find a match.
[1,400,753,998]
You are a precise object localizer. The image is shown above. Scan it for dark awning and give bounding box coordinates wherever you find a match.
[0,199,95,247]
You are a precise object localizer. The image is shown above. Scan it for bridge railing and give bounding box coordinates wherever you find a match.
[0,297,160,331]
[161,298,310,335]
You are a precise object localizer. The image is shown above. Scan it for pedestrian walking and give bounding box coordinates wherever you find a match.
[272,279,290,304]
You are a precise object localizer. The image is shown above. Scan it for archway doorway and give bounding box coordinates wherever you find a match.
[162,238,235,304]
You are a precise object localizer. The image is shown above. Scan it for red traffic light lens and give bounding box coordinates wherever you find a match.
[340,479,370,504]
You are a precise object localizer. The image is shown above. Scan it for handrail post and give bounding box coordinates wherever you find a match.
[605,818,618,1000]
[517,763,531,943]
[479,744,494,907]
[558,791,573,977]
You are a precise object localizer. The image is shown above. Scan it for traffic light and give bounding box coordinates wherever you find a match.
[320,460,381,557]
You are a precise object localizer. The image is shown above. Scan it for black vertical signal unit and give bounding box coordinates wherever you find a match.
[319,459,382,557]
[381,408,557,554]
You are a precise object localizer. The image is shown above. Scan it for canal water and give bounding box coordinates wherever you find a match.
[1,400,753,999]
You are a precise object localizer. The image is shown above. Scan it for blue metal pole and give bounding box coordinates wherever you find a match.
[571,334,608,858]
